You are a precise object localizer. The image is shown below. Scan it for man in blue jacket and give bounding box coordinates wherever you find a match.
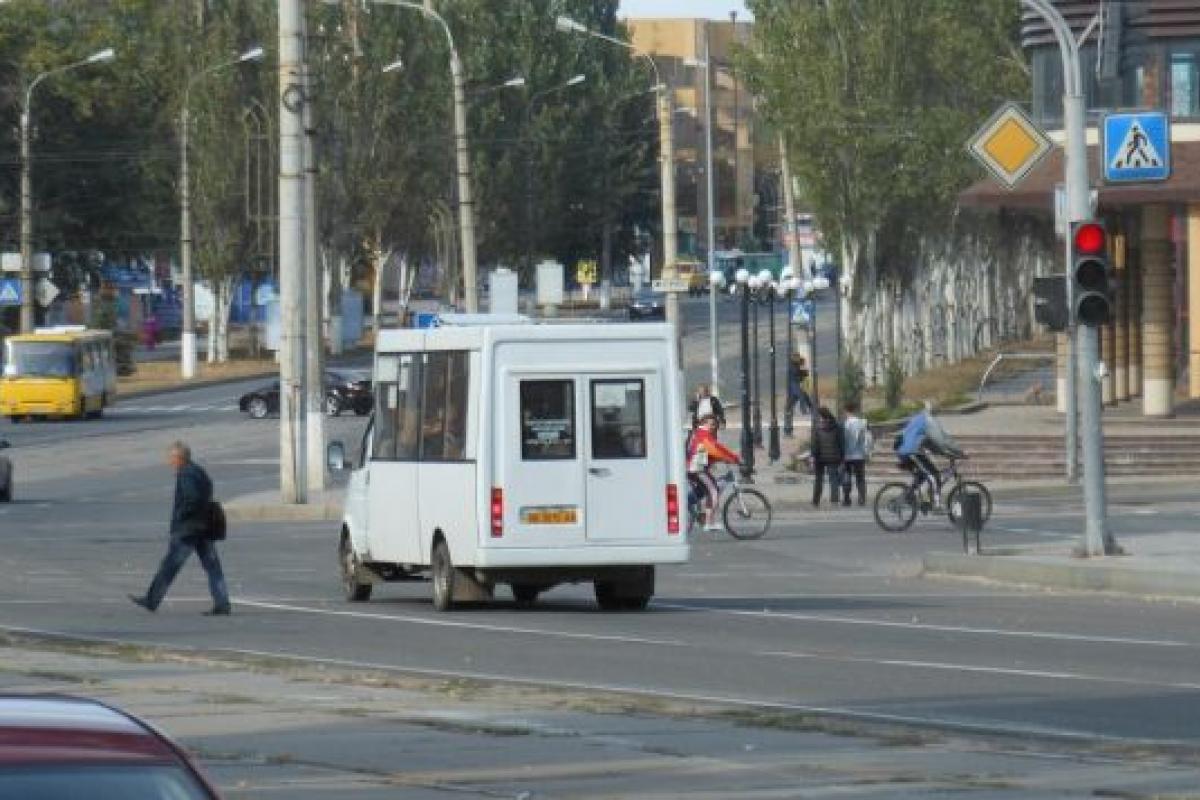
[130,441,230,615]
[896,401,964,505]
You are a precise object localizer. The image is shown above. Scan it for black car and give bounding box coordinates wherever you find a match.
[0,440,10,502]
[628,289,666,321]
[238,370,373,420]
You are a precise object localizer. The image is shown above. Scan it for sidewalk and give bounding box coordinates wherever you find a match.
[224,488,343,523]
[924,529,1200,601]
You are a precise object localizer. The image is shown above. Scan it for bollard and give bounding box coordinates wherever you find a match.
[958,490,984,555]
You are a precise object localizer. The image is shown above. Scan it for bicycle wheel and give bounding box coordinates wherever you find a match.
[946,481,993,527]
[723,488,772,540]
[873,482,918,532]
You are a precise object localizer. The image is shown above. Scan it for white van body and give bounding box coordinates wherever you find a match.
[336,320,689,610]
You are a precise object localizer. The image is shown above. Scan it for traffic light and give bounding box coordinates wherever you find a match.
[1071,220,1113,327]
[1032,276,1068,332]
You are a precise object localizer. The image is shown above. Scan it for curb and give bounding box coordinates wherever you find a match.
[225,502,341,523]
[922,551,1200,599]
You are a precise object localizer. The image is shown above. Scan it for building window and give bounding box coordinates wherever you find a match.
[1171,50,1200,118]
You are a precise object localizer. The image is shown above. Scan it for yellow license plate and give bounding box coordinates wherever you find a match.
[521,507,579,525]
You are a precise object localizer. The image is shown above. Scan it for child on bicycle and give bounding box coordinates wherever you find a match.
[687,413,741,531]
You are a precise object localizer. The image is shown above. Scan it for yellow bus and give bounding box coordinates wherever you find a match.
[0,327,118,421]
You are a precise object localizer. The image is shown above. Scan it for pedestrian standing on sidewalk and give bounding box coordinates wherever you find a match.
[129,441,231,616]
[688,384,726,430]
[808,406,844,507]
[840,401,872,506]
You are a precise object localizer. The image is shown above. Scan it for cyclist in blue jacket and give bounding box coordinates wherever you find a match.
[895,401,964,505]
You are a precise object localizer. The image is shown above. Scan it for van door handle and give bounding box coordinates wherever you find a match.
[588,467,612,477]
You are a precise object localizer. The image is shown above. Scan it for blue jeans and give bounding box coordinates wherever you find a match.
[145,536,230,611]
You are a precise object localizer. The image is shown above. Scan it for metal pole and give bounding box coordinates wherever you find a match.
[179,103,196,378]
[809,299,819,422]
[18,107,33,333]
[783,287,794,437]
[738,284,754,475]
[1021,0,1111,554]
[768,288,780,461]
[703,32,719,396]
[278,0,306,504]
[834,277,844,413]
[658,89,682,363]
[752,293,762,446]
[303,55,326,494]
[450,51,478,312]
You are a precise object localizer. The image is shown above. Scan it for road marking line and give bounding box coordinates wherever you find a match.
[759,649,1200,691]
[652,601,1190,648]
[236,599,687,647]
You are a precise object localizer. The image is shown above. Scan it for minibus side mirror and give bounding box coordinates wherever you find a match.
[326,441,347,472]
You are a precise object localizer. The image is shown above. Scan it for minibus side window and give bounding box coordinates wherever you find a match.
[590,379,646,459]
[394,354,423,459]
[372,355,400,460]
[520,380,575,460]
[420,351,469,461]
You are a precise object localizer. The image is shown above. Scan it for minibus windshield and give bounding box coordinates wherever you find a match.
[4,341,77,378]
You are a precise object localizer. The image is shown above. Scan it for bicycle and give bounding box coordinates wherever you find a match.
[687,467,773,540]
[873,456,992,533]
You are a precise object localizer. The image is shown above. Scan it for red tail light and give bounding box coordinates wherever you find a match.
[666,484,680,534]
[490,487,504,537]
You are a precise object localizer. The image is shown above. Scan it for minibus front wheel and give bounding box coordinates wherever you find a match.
[339,531,372,602]
[431,539,456,611]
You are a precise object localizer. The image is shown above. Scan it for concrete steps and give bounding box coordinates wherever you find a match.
[941,434,1200,479]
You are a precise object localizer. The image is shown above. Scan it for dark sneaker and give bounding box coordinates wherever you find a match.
[128,594,155,613]
[203,606,231,616]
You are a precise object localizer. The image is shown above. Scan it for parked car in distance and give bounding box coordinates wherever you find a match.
[0,440,10,503]
[238,370,373,419]
[0,695,221,799]
[627,289,666,321]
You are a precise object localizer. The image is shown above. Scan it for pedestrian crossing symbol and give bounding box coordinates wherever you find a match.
[1103,112,1170,183]
[0,278,20,306]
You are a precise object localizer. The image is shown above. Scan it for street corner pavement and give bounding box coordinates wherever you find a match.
[923,529,1200,600]
[223,488,344,523]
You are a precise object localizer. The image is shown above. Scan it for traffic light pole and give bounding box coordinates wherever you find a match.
[1025,0,1115,555]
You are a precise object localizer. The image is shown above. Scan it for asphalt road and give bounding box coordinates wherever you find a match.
[5,317,1200,756]
[5,370,1200,749]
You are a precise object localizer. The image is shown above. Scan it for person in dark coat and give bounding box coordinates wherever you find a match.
[787,355,812,418]
[808,406,844,507]
[688,384,726,429]
[130,441,230,615]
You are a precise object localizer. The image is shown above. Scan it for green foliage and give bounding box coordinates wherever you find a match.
[883,353,904,410]
[839,353,865,411]
[741,0,1028,280]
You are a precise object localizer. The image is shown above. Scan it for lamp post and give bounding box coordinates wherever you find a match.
[781,269,796,437]
[523,74,587,272]
[805,276,830,419]
[767,276,781,463]
[555,15,682,364]
[684,39,719,395]
[180,45,264,379]
[732,268,754,476]
[354,0,480,311]
[19,47,115,333]
[750,275,763,447]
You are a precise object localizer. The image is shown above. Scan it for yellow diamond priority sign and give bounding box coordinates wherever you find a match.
[967,102,1052,190]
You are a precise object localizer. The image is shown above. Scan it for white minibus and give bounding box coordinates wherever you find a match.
[328,318,689,611]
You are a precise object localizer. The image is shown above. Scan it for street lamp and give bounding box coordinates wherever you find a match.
[555,15,683,362]
[523,73,588,271]
[747,273,763,448]
[340,0,480,312]
[754,268,773,448]
[732,268,754,476]
[19,46,115,333]
[178,44,264,379]
[684,46,719,396]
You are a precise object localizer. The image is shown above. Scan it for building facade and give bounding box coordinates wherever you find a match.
[964,0,1200,415]
[626,16,769,257]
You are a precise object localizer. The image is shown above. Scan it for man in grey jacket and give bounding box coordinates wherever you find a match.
[840,402,871,506]
[129,441,230,615]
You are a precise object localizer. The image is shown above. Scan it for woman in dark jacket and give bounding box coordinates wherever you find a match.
[808,406,844,507]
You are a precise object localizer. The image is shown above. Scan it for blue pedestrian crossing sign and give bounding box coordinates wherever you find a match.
[1103,112,1170,183]
[0,278,20,306]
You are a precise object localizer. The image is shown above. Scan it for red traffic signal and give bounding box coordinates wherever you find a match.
[1073,221,1106,256]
